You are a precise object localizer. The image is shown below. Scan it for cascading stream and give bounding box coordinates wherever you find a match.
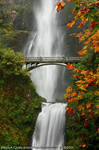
[24,0,64,102]
[32,103,66,150]
[24,0,66,150]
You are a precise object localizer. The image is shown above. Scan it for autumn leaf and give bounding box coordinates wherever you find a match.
[84,118,88,128]
[65,0,71,2]
[81,70,88,75]
[78,104,84,111]
[94,2,99,7]
[81,112,86,117]
[96,105,99,109]
[61,1,66,7]
[94,46,99,53]
[81,142,87,148]
[91,21,96,29]
[66,86,72,93]
[66,107,75,114]
[76,80,86,84]
[71,91,77,97]
[64,92,71,98]
[77,23,84,28]
[66,64,74,70]
[95,90,99,96]
[73,68,80,73]
[77,84,87,91]
[72,9,76,14]
[66,20,76,28]
[56,1,66,12]
[78,16,88,28]
[73,74,80,79]
[78,49,87,55]
[86,103,93,109]
[77,93,84,99]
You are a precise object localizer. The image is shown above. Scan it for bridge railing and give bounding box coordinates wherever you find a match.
[25,57,82,63]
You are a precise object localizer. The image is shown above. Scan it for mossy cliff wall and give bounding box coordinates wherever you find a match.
[0,0,45,147]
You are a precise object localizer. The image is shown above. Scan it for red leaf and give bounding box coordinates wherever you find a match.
[81,142,87,148]
[91,21,96,29]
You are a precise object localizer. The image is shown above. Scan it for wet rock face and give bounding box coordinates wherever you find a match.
[0,0,36,51]
[13,0,33,30]
[12,0,40,31]
[0,0,34,29]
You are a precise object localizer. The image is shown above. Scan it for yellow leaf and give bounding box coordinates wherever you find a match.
[67,20,76,28]
[81,70,88,75]
[94,46,99,53]
[76,80,85,84]
[61,1,66,7]
[66,86,72,93]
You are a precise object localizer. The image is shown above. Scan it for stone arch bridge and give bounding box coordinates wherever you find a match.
[25,57,81,71]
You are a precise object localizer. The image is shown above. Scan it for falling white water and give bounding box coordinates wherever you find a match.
[32,103,66,150]
[24,0,66,150]
[24,0,64,102]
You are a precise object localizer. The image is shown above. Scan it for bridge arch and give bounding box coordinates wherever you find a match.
[27,63,66,71]
[24,57,81,71]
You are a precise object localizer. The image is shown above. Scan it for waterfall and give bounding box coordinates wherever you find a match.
[32,103,66,150]
[24,0,67,149]
[24,0,64,102]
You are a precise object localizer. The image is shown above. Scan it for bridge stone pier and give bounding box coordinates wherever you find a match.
[25,57,82,71]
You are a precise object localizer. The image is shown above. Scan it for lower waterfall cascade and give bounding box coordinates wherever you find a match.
[24,0,67,149]
[32,103,66,150]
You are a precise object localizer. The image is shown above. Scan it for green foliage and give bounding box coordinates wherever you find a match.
[0,1,44,147]
[0,49,45,147]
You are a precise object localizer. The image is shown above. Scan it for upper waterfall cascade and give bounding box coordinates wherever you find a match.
[24,0,64,101]
[24,0,67,149]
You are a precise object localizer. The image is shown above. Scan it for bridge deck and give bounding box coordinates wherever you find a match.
[25,57,81,64]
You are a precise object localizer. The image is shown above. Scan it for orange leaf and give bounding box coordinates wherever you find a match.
[95,2,99,7]
[66,20,76,28]
[76,80,85,84]
[65,0,71,2]
[81,70,88,75]
[96,105,99,109]
[66,86,72,93]
[71,91,77,97]
[73,68,80,73]
[81,142,87,148]
[56,1,66,12]
[78,104,84,111]
[78,49,87,55]
[72,10,76,14]
[94,46,99,53]
[66,64,74,70]
[78,23,84,28]
[86,103,93,109]
[61,1,66,7]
